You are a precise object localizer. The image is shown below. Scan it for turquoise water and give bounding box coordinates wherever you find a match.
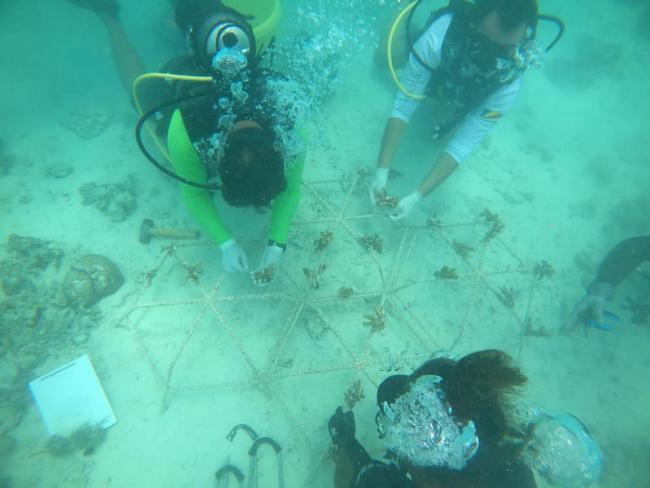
[1,0,649,486]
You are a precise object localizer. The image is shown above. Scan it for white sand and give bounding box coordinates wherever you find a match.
[1,0,649,486]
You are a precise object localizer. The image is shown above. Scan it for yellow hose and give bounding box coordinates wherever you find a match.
[387,0,427,100]
[131,72,213,162]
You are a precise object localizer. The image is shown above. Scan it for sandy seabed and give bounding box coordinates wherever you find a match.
[1,1,649,487]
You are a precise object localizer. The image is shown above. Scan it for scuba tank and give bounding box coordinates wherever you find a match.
[133,0,282,189]
[175,0,281,73]
[175,0,258,75]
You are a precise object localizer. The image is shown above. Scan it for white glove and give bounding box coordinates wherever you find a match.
[220,239,248,273]
[563,282,613,334]
[390,191,422,221]
[257,244,284,271]
[369,168,390,206]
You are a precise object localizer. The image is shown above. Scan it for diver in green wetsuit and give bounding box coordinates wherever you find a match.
[167,105,304,273]
[69,0,303,278]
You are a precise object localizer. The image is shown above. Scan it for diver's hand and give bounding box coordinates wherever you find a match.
[563,282,613,333]
[255,244,284,277]
[389,190,422,221]
[328,407,356,446]
[369,168,390,206]
[251,245,284,286]
[220,239,249,273]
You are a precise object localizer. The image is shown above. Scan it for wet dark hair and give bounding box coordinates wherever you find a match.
[377,350,527,444]
[377,350,531,488]
[412,350,527,445]
[433,349,526,426]
[219,126,286,208]
[473,0,538,32]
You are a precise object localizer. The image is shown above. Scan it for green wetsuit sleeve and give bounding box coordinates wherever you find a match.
[167,109,232,245]
[268,152,305,245]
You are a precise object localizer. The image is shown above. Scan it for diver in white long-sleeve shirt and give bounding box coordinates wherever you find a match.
[370,0,549,220]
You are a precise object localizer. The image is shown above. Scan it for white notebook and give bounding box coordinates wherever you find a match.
[28,354,117,436]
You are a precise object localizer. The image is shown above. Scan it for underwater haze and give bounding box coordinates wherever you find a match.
[1,0,649,487]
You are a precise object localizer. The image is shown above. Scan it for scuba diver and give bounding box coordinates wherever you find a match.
[328,350,602,488]
[68,0,304,280]
[369,0,563,220]
[564,235,650,333]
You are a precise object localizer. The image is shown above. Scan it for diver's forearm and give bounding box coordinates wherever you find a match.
[377,117,407,169]
[268,192,300,245]
[101,14,146,92]
[334,444,359,488]
[593,236,650,287]
[334,437,373,485]
[268,157,305,244]
[416,151,459,196]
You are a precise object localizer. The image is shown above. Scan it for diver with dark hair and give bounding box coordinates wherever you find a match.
[68,0,303,280]
[370,0,562,220]
[328,350,602,488]
[565,235,650,333]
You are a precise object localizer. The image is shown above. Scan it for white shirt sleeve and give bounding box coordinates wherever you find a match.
[391,13,453,123]
[445,77,521,164]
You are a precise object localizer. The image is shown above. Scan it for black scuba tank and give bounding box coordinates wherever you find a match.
[174,0,257,72]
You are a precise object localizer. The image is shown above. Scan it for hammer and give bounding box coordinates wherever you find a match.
[139,218,200,244]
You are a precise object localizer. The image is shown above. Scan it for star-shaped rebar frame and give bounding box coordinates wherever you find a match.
[119,169,555,483]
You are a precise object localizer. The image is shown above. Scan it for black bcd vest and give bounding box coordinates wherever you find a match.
[414,3,528,114]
